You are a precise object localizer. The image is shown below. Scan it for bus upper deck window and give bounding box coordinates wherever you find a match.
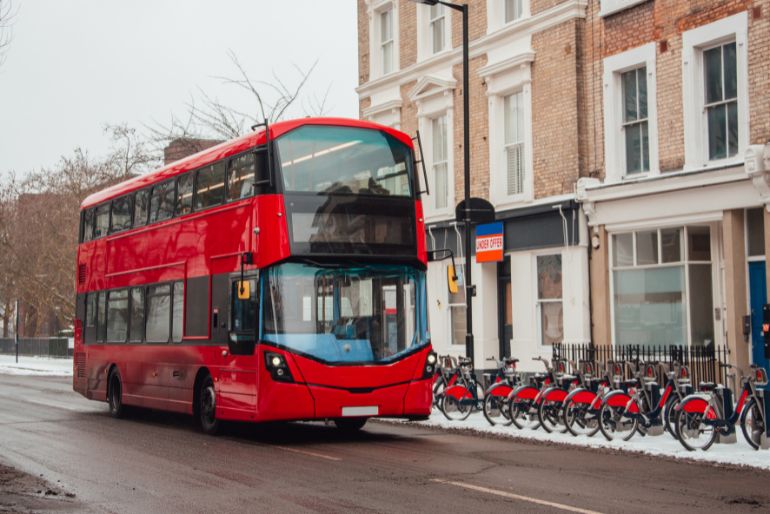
[227,153,258,201]
[82,208,95,242]
[176,173,194,216]
[150,180,175,223]
[94,204,110,239]
[195,163,226,210]
[134,189,150,227]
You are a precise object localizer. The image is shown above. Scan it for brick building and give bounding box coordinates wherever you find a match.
[576,1,770,371]
[357,0,592,370]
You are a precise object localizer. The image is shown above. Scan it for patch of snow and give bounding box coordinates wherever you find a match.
[0,355,73,376]
[396,409,770,471]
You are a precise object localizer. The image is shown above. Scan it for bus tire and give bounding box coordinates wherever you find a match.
[107,368,125,419]
[197,375,220,435]
[334,418,367,432]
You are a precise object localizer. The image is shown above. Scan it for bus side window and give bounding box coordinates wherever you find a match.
[150,180,175,223]
[227,153,257,202]
[172,281,183,343]
[96,291,107,342]
[110,195,133,233]
[129,287,145,342]
[195,162,226,210]
[82,209,95,242]
[134,189,150,227]
[231,278,258,333]
[146,283,171,343]
[85,293,97,343]
[176,173,194,216]
[94,204,110,239]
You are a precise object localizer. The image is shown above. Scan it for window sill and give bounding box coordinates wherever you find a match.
[683,155,745,174]
[599,0,649,18]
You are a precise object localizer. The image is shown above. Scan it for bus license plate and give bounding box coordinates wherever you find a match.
[342,406,378,417]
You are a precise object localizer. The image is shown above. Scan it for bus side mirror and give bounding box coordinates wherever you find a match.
[447,265,459,294]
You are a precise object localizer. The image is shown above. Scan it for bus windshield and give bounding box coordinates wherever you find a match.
[276,125,413,196]
[261,262,428,363]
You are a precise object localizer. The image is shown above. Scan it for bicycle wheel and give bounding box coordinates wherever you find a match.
[509,396,540,430]
[563,397,600,437]
[483,392,512,426]
[440,386,474,421]
[663,397,680,437]
[674,400,717,451]
[740,397,764,450]
[432,378,447,409]
[598,402,637,441]
[537,397,564,433]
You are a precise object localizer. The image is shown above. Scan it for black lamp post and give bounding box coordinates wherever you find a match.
[411,0,473,361]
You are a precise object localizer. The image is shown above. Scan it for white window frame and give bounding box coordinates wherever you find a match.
[533,252,564,347]
[486,0,530,33]
[602,43,659,183]
[416,4,451,61]
[608,225,722,347]
[482,55,534,208]
[380,8,395,75]
[431,114,450,211]
[599,0,649,17]
[682,12,748,171]
[368,0,399,79]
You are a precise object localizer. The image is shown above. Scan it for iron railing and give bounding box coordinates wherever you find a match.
[0,338,72,358]
[552,343,731,386]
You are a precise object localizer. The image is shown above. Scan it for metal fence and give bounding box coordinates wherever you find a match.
[0,338,72,358]
[552,343,731,386]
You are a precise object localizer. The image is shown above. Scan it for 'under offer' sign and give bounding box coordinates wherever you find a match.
[475,222,504,263]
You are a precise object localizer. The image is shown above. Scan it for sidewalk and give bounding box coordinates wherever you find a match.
[0,355,73,376]
[398,409,770,471]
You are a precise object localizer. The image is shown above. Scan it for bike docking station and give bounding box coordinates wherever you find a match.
[760,304,770,449]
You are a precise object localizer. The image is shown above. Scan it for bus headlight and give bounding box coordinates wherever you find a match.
[265,352,294,383]
[423,352,438,379]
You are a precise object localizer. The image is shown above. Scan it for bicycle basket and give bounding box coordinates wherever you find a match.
[580,361,594,378]
[677,365,691,382]
[612,362,624,380]
[554,360,566,375]
[754,366,768,387]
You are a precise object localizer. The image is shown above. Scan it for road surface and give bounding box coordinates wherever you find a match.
[0,374,768,513]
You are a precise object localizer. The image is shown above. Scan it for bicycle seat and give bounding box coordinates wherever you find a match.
[699,381,717,391]
[505,358,520,365]
[622,379,639,388]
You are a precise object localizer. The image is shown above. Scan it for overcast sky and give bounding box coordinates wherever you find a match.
[0,0,359,175]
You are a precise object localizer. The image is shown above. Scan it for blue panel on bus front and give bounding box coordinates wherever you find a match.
[263,334,374,363]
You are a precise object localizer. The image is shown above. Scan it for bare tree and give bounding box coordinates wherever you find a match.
[0,0,14,67]
[146,52,331,150]
[0,128,155,336]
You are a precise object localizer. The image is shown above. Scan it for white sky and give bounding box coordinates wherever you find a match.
[0,0,360,175]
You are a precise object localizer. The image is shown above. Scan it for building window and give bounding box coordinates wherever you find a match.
[682,12,747,169]
[430,4,446,54]
[536,255,563,345]
[746,208,765,258]
[602,44,658,181]
[505,0,523,22]
[612,226,715,347]
[431,114,449,210]
[621,67,649,174]
[703,42,738,161]
[504,92,525,195]
[380,8,394,75]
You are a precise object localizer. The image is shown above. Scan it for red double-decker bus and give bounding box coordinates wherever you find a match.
[73,118,435,433]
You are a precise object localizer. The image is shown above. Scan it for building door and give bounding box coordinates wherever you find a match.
[497,259,512,359]
[749,261,768,371]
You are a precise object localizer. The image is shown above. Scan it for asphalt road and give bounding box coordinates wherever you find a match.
[0,374,769,514]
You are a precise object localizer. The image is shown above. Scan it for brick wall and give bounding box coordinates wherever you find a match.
[583,0,770,179]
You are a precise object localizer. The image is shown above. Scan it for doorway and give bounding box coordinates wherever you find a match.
[749,261,768,371]
[497,258,512,359]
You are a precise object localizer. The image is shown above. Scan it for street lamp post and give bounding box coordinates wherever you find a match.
[412,0,474,360]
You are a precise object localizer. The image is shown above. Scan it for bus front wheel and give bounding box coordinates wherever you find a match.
[334,418,367,432]
[197,375,220,435]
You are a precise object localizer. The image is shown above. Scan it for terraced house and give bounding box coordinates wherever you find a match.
[577,0,770,372]
[357,0,592,371]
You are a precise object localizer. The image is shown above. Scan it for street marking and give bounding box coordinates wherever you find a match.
[430,479,602,514]
[272,445,342,462]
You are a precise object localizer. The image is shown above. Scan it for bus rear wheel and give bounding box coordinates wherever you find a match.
[334,418,367,432]
[197,375,220,435]
[107,369,125,419]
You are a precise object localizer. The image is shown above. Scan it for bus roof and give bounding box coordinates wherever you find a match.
[81,118,413,210]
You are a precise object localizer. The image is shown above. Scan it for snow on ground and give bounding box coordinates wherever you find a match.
[399,408,770,471]
[0,355,73,376]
